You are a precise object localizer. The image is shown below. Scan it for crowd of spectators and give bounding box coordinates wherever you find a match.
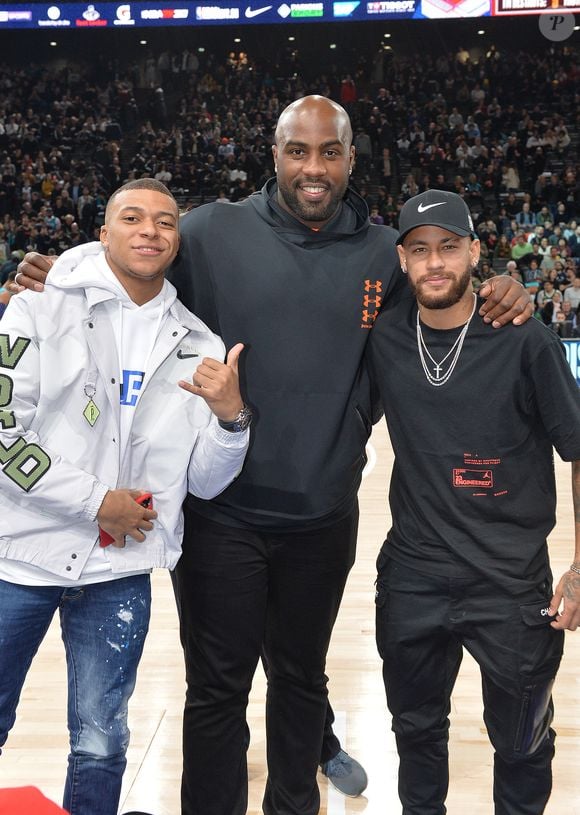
[0,34,578,330]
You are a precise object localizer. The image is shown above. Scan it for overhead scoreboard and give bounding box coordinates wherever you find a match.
[0,0,578,25]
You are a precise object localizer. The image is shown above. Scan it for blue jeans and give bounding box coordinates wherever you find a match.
[0,574,151,815]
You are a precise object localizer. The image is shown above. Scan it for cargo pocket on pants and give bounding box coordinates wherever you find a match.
[517,599,564,682]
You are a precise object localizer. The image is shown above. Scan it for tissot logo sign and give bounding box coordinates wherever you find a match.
[367,0,415,13]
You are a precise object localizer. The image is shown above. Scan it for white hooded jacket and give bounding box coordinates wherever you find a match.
[0,242,248,579]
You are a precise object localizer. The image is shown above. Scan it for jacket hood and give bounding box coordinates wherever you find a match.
[46,240,179,314]
[248,178,371,248]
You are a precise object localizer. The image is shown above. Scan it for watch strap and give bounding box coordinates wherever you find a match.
[218,404,252,433]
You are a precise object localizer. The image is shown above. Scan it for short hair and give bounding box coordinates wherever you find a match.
[105,178,176,221]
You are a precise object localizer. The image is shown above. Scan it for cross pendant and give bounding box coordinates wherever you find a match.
[434,363,443,379]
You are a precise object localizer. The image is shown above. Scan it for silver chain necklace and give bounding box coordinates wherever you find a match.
[416,294,477,387]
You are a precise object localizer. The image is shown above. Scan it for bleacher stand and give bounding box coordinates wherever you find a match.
[0,39,577,322]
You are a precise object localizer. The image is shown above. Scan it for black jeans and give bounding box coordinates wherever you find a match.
[172,504,358,815]
[375,555,564,815]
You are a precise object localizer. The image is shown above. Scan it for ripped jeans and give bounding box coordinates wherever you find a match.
[0,574,150,815]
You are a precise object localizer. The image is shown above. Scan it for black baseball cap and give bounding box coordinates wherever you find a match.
[397,190,476,245]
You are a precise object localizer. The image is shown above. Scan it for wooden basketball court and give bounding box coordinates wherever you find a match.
[2,422,579,813]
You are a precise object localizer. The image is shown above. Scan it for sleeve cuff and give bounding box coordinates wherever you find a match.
[83,482,110,522]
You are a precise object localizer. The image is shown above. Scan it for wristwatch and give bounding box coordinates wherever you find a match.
[218,404,253,433]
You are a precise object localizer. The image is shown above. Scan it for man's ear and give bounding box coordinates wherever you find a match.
[397,245,407,273]
[100,224,108,248]
[469,238,481,268]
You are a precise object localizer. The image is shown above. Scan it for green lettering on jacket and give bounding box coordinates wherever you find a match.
[0,335,31,370]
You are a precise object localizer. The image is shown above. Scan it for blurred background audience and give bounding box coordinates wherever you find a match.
[0,20,577,327]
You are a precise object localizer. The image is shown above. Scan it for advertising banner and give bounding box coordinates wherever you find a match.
[564,340,580,387]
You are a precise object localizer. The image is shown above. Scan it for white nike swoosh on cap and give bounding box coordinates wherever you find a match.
[245,5,272,16]
[417,201,447,212]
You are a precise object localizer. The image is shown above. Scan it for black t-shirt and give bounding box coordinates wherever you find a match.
[368,296,580,595]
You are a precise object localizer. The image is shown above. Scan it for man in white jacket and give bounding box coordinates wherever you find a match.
[0,179,250,815]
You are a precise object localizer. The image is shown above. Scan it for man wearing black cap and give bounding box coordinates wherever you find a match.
[368,190,580,814]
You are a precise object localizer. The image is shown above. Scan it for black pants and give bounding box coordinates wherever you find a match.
[320,701,341,765]
[172,505,358,815]
[259,658,341,766]
[375,555,564,815]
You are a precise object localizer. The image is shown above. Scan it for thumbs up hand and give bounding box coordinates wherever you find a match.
[178,342,245,422]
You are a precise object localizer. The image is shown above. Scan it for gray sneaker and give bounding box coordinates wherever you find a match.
[320,748,368,797]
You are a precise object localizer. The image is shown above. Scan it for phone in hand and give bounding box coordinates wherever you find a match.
[99,493,153,548]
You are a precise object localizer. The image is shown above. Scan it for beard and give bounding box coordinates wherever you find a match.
[276,177,347,224]
[409,263,473,310]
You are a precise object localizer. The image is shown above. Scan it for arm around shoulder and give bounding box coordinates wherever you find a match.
[14,252,56,293]
[550,460,580,631]
[478,275,533,328]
